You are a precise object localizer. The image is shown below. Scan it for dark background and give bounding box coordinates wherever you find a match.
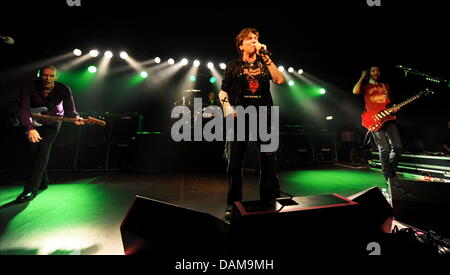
[1,0,448,156]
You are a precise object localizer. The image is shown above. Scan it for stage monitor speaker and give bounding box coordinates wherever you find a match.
[120,196,229,256]
[228,194,373,256]
[75,142,107,170]
[347,186,394,234]
[391,179,450,238]
[47,142,76,171]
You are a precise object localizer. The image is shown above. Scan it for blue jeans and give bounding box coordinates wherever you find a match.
[371,121,402,181]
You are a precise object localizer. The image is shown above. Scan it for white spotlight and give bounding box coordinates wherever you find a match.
[120,51,128,59]
[219,63,226,70]
[298,69,304,75]
[104,51,113,58]
[207,62,214,69]
[193,60,200,67]
[73,49,82,56]
[181,58,188,66]
[288,67,294,73]
[154,57,161,64]
[89,50,99,57]
[278,66,285,72]
[168,58,175,65]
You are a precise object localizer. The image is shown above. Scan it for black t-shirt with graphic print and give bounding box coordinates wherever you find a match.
[221,57,273,108]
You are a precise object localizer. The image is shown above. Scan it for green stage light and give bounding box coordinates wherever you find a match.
[210,77,216,84]
[288,80,295,86]
[319,88,326,94]
[140,71,148,78]
[190,75,196,82]
[88,66,97,73]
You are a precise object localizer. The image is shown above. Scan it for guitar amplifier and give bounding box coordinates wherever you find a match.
[75,142,107,170]
[313,128,338,162]
[108,113,143,141]
[47,142,77,171]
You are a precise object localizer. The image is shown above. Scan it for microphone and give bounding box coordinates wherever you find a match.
[0,35,14,45]
[258,48,272,56]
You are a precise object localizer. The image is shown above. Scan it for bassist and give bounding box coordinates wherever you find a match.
[353,66,402,200]
[16,65,84,202]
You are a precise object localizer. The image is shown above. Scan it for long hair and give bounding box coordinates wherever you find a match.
[235,27,259,56]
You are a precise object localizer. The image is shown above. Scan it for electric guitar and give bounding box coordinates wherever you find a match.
[30,107,106,127]
[361,89,433,132]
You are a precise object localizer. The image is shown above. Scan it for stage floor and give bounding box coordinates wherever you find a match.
[0,164,390,255]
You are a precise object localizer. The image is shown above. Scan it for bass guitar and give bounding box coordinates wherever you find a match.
[30,107,106,127]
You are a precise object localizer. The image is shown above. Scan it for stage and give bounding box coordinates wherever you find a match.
[0,164,391,255]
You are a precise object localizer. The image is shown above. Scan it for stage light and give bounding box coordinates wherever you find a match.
[88,66,97,73]
[104,51,113,58]
[168,58,175,65]
[326,116,333,120]
[193,60,200,67]
[278,66,285,72]
[288,67,294,73]
[140,71,148,78]
[154,57,161,64]
[288,80,295,86]
[120,51,128,59]
[207,62,214,69]
[220,63,226,70]
[320,88,326,94]
[89,50,99,57]
[298,69,304,75]
[181,58,188,66]
[189,75,196,82]
[73,49,82,56]
[210,77,216,84]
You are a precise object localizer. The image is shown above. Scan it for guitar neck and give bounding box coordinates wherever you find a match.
[388,93,422,111]
[31,114,83,123]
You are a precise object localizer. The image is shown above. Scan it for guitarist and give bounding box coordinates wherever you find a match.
[353,66,402,200]
[16,65,84,202]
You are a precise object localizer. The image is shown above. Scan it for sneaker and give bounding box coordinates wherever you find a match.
[224,205,233,221]
[381,188,392,207]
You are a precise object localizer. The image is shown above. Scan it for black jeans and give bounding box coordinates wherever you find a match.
[226,140,280,205]
[371,121,402,181]
[24,122,61,193]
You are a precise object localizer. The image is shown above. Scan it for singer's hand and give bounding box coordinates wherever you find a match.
[255,42,267,55]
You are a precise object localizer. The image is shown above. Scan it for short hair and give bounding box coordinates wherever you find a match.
[235,27,259,56]
[38,65,58,76]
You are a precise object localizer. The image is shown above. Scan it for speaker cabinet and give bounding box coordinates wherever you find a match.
[75,142,107,170]
[228,194,372,255]
[47,142,77,171]
[120,196,229,256]
[106,142,133,171]
[313,129,337,162]
[347,187,393,234]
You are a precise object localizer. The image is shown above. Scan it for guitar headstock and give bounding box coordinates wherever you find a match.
[420,88,434,96]
[86,116,106,126]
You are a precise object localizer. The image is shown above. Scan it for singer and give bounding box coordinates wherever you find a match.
[353,65,402,203]
[219,27,285,220]
[16,65,84,202]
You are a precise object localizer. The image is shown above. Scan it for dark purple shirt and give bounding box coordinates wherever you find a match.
[19,80,80,131]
